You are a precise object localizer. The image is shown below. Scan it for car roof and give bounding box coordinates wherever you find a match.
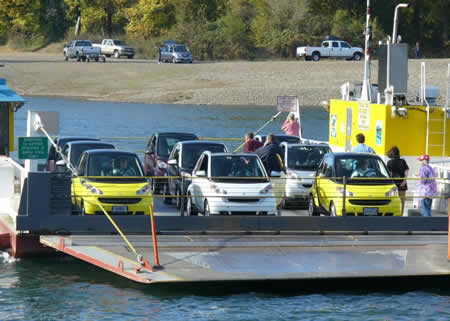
[84,149,137,156]
[284,143,330,148]
[57,136,99,146]
[156,132,198,138]
[330,152,382,159]
[66,140,113,147]
[179,140,224,146]
[209,152,258,157]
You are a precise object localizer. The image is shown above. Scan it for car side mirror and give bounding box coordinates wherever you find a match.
[195,170,206,177]
[56,159,65,167]
[167,159,177,166]
[270,171,281,177]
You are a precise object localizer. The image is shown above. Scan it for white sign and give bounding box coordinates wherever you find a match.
[277,96,298,112]
[358,101,370,131]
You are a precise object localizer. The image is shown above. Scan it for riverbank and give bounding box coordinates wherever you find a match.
[1,51,449,106]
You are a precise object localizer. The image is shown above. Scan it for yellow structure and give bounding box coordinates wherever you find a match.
[328,99,449,158]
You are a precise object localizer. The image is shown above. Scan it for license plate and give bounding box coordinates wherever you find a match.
[363,207,378,216]
[112,206,128,213]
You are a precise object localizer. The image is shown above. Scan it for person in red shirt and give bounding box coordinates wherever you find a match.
[243,132,263,152]
[281,113,300,137]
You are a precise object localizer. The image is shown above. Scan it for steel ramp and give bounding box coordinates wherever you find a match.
[41,233,450,284]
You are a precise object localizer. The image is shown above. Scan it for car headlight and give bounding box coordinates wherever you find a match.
[157,160,167,169]
[136,184,151,195]
[336,187,354,197]
[259,183,272,194]
[210,184,227,195]
[81,180,103,195]
[287,171,298,179]
[385,186,398,197]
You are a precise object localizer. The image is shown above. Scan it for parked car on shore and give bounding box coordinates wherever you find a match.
[164,141,228,208]
[279,142,330,208]
[186,152,276,216]
[64,40,104,62]
[309,152,401,216]
[72,150,152,215]
[144,132,199,193]
[159,41,193,63]
[296,40,363,61]
[93,39,135,59]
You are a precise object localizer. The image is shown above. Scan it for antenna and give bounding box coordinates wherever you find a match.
[360,0,372,101]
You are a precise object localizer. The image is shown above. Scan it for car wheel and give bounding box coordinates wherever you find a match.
[171,57,176,64]
[101,56,106,63]
[312,52,320,61]
[64,53,68,61]
[175,187,182,209]
[76,53,80,62]
[114,50,120,59]
[204,200,211,216]
[353,52,362,61]
[128,55,134,59]
[186,193,198,216]
[163,183,172,204]
[304,56,311,61]
[308,196,319,216]
[329,202,337,217]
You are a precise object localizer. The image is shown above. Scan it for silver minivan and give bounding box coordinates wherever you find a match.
[160,42,193,63]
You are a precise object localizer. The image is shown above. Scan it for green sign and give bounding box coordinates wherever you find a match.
[18,137,48,160]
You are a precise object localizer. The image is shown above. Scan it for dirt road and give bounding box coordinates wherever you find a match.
[1,52,448,106]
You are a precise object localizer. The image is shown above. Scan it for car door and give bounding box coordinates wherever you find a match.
[144,135,156,175]
[192,154,209,211]
[72,153,88,208]
[316,155,331,210]
[331,41,340,57]
[167,144,180,195]
[340,41,352,58]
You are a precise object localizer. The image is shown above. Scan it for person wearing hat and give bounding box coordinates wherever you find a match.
[417,154,437,217]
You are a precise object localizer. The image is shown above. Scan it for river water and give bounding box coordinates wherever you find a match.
[1,97,449,320]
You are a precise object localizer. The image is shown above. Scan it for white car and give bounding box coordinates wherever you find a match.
[279,142,331,208]
[186,152,276,216]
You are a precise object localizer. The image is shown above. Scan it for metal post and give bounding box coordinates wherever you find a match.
[150,204,160,267]
[361,0,372,101]
[392,4,409,44]
[342,176,347,216]
[180,175,185,216]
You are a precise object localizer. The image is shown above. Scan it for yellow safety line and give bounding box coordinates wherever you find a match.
[95,201,139,257]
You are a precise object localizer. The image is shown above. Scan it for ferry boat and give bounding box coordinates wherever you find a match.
[0,1,449,284]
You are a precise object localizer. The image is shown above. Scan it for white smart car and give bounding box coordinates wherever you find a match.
[186,152,276,216]
[279,142,331,208]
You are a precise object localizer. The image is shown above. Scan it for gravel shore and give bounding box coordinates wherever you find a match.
[1,52,449,106]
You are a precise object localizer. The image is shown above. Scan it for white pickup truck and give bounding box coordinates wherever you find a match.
[93,39,135,59]
[296,40,363,61]
[64,40,104,62]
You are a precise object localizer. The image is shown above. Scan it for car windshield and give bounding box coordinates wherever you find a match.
[287,146,330,170]
[211,155,268,183]
[181,144,226,170]
[174,45,189,53]
[70,144,114,168]
[87,154,144,178]
[157,134,197,157]
[334,155,392,185]
[113,40,126,45]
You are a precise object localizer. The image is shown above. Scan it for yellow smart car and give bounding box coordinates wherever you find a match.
[309,152,401,216]
[72,150,152,215]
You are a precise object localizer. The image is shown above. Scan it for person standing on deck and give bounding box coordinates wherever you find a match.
[243,132,263,153]
[416,154,437,217]
[281,113,300,137]
[351,133,375,154]
[387,146,409,215]
[256,134,283,176]
[415,42,421,59]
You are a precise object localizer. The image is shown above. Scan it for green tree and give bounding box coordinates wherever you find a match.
[126,0,176,38]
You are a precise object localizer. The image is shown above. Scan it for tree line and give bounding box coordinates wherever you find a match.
[0,0,448,59]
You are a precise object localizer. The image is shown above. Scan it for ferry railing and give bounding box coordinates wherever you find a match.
[0,157,28,217]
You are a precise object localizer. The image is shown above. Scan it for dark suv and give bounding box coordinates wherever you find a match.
[143,132,198,193]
